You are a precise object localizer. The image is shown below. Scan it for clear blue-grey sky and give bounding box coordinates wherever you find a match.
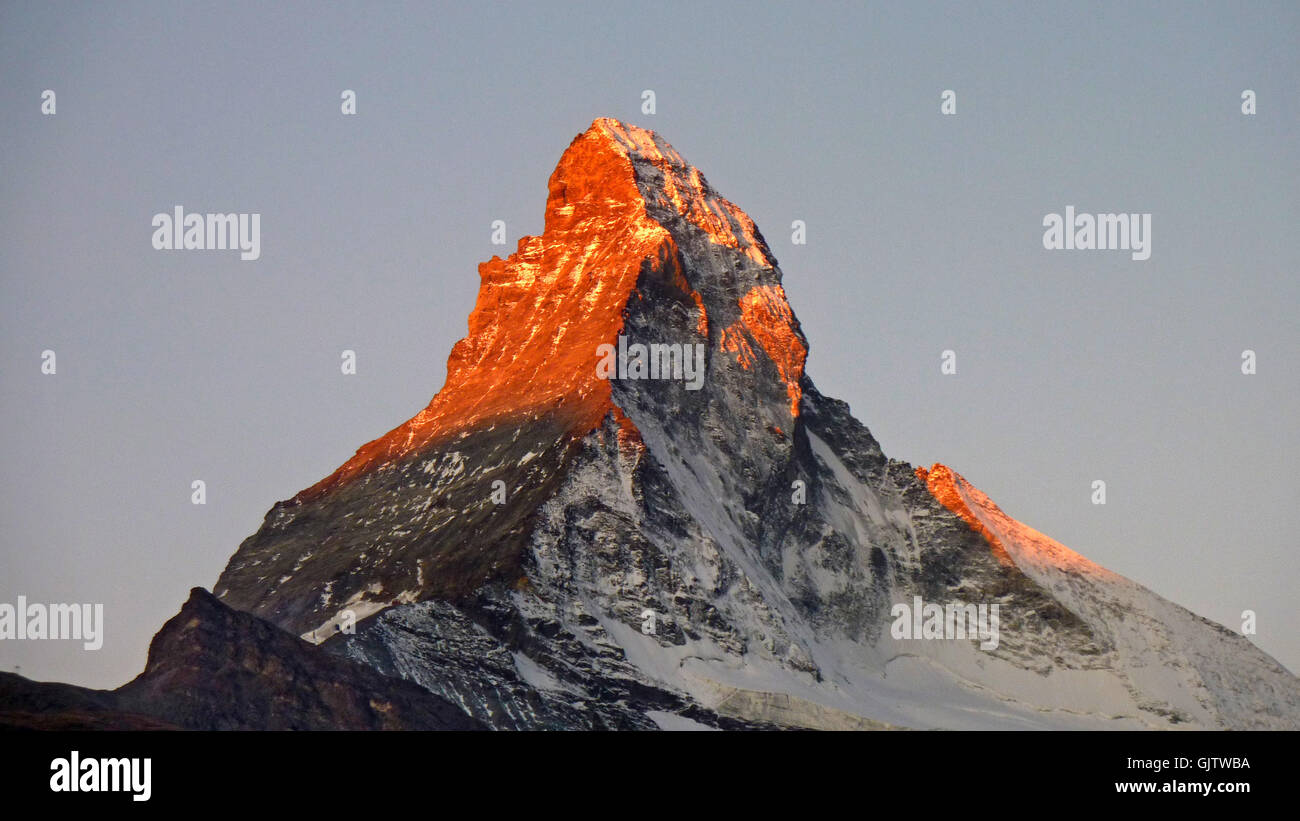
[2,1,1296,688]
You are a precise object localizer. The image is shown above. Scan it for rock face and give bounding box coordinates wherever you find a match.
[209,118,1298,730]
[0,674,178,731]
[0,589,482,731]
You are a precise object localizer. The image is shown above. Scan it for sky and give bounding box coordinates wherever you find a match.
[1,0,1296,689]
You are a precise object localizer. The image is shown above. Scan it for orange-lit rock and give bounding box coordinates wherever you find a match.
[917,463,1106,576]
[297,118,803,503]
[737,285,806,416]
[602,122,772,267]
[916,464,1014,565]
[716,285,807,417]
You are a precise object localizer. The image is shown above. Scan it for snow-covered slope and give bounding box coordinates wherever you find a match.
[945,468,1299,728]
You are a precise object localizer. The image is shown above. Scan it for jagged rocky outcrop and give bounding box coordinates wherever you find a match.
[205,118,1300,730]
[0,589,481,730]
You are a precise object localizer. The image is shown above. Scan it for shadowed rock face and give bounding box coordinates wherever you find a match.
[0,674,179,731]
[1,589,482,731]
[198,118,1300,730]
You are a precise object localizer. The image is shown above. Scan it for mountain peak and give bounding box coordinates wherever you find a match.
[210,121,1300,730]
[573,118,775,267]
[294,118,803,503]
[216,119,813,635]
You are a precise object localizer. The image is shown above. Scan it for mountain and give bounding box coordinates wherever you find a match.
[0,589,481,730]
[206,118,1300,730]
[9,118,1292,732]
